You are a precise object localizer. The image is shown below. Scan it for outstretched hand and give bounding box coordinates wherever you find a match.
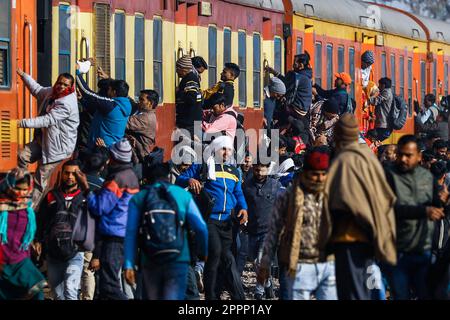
[17,68,25,77]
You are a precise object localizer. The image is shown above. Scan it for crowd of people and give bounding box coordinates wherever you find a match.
[0,50,449,301]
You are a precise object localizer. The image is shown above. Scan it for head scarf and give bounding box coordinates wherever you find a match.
[204,136,234,180]
[0,169,36,250]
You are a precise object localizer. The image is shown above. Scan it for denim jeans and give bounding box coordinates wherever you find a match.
[47,252,84,300]
[292,261,338,300]
[278,265,294,300]
[98,238,128,300]
[382,251,432,300]
[248,234,271,296]
[142,262,189,300]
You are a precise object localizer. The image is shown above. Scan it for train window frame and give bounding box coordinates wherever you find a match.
[349,47,355,100]
[381,52,387,78]
[315,42,322,87]
[208,25,217,88]
[399,56,404,99]
[274,37,282,76]
[337,46,344,73]
[134,14,145,99]
[296,37,303,55]
[408,57,413,116]
[420,60,426,103]
[326,44,333,89]
[390,54,396,95]
[253,33,261,108]
[59,4,72,75]
[114,11,126,81]
[445,62,448,97]
[238,30,247,108]
[153,17,163,104]
[223,28,232,65]
[94,3,111,84]
[0,0,11,89]
[433,59,437,98]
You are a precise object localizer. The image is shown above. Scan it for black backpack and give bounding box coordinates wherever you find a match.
[140,182,185,264]
[47,191,84,261]
[388,95,408,130]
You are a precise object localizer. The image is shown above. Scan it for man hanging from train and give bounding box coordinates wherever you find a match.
[16,68,80,210]
[203,63,240,110]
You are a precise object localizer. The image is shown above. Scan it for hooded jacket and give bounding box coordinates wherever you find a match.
[19,74,79,164]
[277,68,313,112]
[369,88,393,129]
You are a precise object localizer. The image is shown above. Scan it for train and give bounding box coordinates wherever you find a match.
[0,0,449,172]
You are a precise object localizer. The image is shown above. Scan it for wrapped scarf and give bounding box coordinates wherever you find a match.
[204,136,234,180]
[0,168,36,250]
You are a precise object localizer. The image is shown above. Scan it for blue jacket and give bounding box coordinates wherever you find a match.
[87,163,139,238]
[278,68,313,112]
[176,163,248,221]
[315,86,349,115]
[123,182,208,269]
[76,72,132,148]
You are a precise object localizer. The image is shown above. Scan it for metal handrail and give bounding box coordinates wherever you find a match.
[24,20,33,142]
[80,36,90,83]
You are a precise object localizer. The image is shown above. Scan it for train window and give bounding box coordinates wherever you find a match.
[315,42,322,87]
[274,37,282,75]
[224,28,232,65]
[153,18,163,103]
[253,34,261,108]
[238,31,247,107]
[94,3,111,83]
[134,15,145,99]
[114,12,126,80]
[390,54,396,95]
[338,46,344,73]
[381,52,386,78]
[296,38,303,55]
[433,59,437,97]
[408,58,413,116]
[208,26,217,88]
[445,62,448,96]
[0,0,11,88]
[326,44,333,89]
[349,47,355,99]
[399,56,404,99]
[59,4,71,74]
[421,60,426,103]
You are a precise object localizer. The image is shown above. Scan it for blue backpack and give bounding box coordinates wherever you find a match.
[140,182,184,264]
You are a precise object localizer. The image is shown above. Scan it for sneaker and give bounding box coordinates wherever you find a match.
[265,284,275,299]
[195,270,204,293]
[254,293,263,300]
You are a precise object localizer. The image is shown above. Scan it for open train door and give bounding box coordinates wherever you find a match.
[0,0,37,174]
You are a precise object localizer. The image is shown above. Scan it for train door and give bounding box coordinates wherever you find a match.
[0,0,37,173]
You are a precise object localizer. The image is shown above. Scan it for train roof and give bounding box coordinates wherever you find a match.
[224,0,284,11]
[291,0,427,41]
[413,14,450,43]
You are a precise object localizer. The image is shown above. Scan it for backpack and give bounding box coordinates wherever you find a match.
[72,202,96,252]
[140,182,185,264]
[47,191,84,261]
[388,95,407,130]
[344,94,355,114]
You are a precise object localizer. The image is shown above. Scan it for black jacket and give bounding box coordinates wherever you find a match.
[176,72,202,131]
[203,80,235,109]
[278,68,313,112]
[314,86,349,115]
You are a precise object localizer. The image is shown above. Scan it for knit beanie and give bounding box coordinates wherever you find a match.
[323,98,340,114]
[362,50,375,66]
[176,55,193,70]
[269,77,286,95]
[109,139,132,163]
[334,113,359,143]
[303,146,330,171]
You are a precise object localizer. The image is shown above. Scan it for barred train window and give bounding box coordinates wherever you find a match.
[153,18,163,103]
[391,54,396,95]
[445,62,448,97]
[114,12,126,80]
[433,59,437,97]
[274,37,282,75]
[223,29,231,65]
[349,47,355,100]
[0,0,11,88]
[59,4,71,74]
[94,3,111,83]
[326,44,333,89]
[315,42,322,87]
[253,34,261,108]
[296,38,303,55]
[381,52,387,78]
[338,46,344,73]
[421,60,426,102]
[399,56,404,99]
[208,26,217,88]
[408,58,413,116]
[134,15,145,98]
[238,31,247,107]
